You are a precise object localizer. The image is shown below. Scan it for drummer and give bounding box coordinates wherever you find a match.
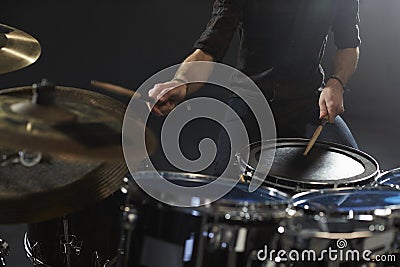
[147,0,361,176]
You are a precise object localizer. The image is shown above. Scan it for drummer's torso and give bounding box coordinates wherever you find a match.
[237,0,335,84]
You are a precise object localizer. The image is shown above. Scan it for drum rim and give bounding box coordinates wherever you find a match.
[289,186,400,216]
[376,167,400,186]
[131,170,290,201]
[129,170,290,219]
[237,138,379,190]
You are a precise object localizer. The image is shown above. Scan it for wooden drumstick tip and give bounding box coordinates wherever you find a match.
[303,125,324,156]
[303,115,329,156]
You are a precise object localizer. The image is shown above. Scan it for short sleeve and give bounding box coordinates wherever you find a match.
[332,0,361,49]
[194,0,245,61]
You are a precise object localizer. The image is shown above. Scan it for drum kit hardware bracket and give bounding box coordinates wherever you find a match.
[0,239,9,267]
[0,151,42,168]
[60,234,83,257]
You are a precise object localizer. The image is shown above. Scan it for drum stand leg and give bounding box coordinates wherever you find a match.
[61,215,72,267]
[31,242,40,267]
[0,238,9,266]
[116,205,137,267]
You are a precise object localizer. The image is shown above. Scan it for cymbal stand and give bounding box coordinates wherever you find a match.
[116,178,138,267]
[0,238,9,266]
[60,215,83,267]
[61,215,72,267]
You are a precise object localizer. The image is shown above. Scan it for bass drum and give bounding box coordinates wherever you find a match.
[125,171,289,267]
[237,138,379,194]
[24,192,124,267]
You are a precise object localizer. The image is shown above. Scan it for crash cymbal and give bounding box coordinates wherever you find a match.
[0,151,127,223]
[0,23,41,74]
[0,84,156,160]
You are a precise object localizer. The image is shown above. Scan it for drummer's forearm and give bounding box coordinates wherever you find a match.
[330,47,360,89]
[174,49,214,95]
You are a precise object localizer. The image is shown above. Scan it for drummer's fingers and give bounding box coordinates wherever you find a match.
[158,85,185,104]
[327,102,344,123]
[158,87,175,103]
[148,83,170,100]
[149,80,182,101]
[319,99,329,120]
[148,88,182,117]
[155,101,175,116]
[150,103,164,117]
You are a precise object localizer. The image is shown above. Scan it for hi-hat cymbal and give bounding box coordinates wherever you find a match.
[0,23,41,74]
[0,85,156,160]
[0,151,128,223]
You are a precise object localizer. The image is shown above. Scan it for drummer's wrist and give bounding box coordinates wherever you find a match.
[172,77,188,84]
[326,75,346,93]
[172,77,189,98]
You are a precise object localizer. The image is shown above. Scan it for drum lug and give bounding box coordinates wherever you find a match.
[0,239,9,266]
[205,225,242,251]
[60,235,83,256]
[207,226,230,250]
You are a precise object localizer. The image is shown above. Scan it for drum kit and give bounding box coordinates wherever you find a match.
[1,23,400,267]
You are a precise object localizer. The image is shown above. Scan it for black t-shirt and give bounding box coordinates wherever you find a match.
[194,0,361,98]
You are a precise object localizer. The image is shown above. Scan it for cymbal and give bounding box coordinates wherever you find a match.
[0,24,41,74]
[0,151,128,223]
[10,101,76,124]
[0,85,156,160]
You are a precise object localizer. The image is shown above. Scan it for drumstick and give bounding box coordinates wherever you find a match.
[303,116,329,156]
[90,80,155,103]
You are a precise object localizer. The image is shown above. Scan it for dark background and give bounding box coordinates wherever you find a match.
[1,0,400,266]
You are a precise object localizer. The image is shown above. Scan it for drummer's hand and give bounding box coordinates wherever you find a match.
[319,79,345,123]
[148,80,187,116]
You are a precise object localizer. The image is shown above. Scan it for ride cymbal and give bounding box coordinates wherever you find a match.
[0,23,41,74]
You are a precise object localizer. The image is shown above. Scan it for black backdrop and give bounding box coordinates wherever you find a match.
[1,0,400,265]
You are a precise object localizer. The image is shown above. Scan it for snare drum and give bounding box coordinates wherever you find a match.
[125,171,289,267]
[280,187,400,264]
[237,138,379,194]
